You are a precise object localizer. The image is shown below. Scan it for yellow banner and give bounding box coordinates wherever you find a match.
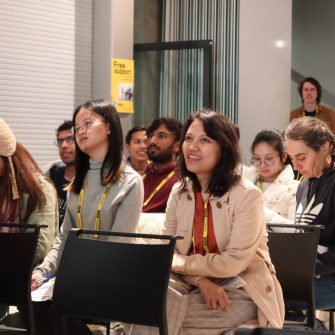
[111,58,134,113]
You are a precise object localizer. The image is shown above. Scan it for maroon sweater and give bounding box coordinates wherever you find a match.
[142,163,179,213]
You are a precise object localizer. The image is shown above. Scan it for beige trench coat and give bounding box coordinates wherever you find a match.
[164,177,285,328]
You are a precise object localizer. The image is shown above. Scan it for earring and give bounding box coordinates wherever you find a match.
[108,130,111,134]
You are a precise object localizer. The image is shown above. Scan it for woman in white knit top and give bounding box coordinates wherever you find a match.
[244,129,299,225]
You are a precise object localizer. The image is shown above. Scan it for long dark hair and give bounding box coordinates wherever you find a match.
[70,99,125,193]
[0,143,46,222]
[179,110,241,197]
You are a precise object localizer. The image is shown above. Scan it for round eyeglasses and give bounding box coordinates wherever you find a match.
[72,119,106,134]
[54,135,75,147]
[251,155,280,167]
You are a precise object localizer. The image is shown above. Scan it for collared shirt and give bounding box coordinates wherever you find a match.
[142,163,179,213]
[191,191,220,255]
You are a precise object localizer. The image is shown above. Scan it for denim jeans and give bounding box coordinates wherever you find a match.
[286,273,335,311]
[314,274,335,310]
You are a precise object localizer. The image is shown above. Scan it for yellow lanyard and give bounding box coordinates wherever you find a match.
[143,170,175,207]
[76,179,112,239]
[192,198,210,255]
[257,177,264,192]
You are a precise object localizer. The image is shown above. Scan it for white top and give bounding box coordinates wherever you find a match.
[243,164,300,226]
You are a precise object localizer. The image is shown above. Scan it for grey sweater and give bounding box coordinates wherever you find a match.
[34,160,144,276]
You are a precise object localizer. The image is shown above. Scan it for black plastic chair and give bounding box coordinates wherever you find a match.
[53,229,182,335]
[0,223,46,335]
[266,224,322,330]
[328,309,335,332]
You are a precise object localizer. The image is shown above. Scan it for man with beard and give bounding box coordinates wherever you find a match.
[142,117,182,213]
[45,120,76,228]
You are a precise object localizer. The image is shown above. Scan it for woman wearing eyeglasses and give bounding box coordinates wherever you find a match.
[244,130,299,226]
[31,99,144,335]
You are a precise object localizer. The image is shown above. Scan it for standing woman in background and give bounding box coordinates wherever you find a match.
[0,118,58,322]
[129,110,284,335]
[31,99,144,335]
[244,130,299,225]
[285,117,335,310]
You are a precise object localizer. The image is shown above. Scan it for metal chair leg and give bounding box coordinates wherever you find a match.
[329,311,334,332]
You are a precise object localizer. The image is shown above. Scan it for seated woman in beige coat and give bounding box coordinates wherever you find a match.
[128,111,284,335]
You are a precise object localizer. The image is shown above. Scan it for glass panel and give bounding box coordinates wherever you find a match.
[134,47,205,125]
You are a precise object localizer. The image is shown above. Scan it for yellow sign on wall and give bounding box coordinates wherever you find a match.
[111,58,134,113]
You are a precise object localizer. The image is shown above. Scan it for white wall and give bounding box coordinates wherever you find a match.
[291,0,335,110]
[238,0,292,163]
[0,0,93,167]
[92,0,134,98]
[92,0,134,138]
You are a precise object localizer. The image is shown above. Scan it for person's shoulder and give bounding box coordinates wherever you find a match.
[43,160,65,175]
[290,106,303,120]
[34,173,57,196]
[278,165,299,184]
[221,177,262,205]
[236,176,259,191]
[171,178,185,192]
[321,168,335,183]
[121,163,143,184]
[242,165,258,183]
[225,176,260,199]
[319,104,335,115]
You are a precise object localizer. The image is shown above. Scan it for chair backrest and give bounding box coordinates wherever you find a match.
[0,223,44,334]
[53,229,181,335]
[266,224,321,329]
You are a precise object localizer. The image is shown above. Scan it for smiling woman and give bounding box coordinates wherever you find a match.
[129,110,285,335]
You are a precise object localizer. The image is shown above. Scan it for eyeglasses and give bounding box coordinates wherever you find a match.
[72,118,106,134]
[251,155,280,167]
[54,135,75,147]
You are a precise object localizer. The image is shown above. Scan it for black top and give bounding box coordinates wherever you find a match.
[49,165,68,228]
[304,110,317,117]
[296,168,335,275]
